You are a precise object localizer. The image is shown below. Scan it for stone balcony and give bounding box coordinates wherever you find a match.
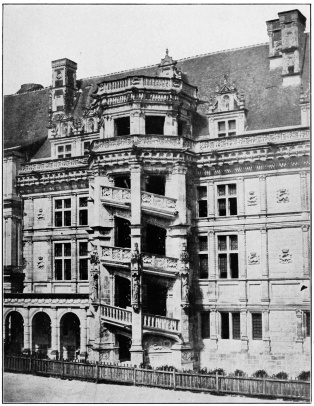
[101,186,131,209]
[100,246,179,276]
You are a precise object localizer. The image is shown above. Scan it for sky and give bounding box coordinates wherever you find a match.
[3,3,311,96]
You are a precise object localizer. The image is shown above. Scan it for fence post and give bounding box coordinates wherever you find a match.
[95,362,99,383]
[29,355,32,372]
[61,358,64,379]
[216,372,219,393]
[133,366,137,386]
[263,377,266,395]
[173,370,176,391]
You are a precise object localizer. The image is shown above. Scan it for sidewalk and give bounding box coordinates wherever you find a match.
[4,372,289,403]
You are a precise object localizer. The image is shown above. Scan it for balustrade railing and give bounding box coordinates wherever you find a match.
[19,157,89,173]
[143,314,180,333]
[142,253,179,271]
[141,191,177,212]
[101,186,131,203]
[101,246,131,263]
[101,304,132,325]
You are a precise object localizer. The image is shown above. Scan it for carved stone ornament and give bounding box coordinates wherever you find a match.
[100,351,110,361]
[152,344,164,351]
[247,191,257,206]
[180,243,189,264]
[248,252,260,265]
[131,243,141,312]
[37,256,44,269]
[90,250,100,266]
[181,351,192,362]
[181,273,189,305]
[90,274,99,302]
[277,189,289,203]
[279,248,292,264]
[37,208,45,220]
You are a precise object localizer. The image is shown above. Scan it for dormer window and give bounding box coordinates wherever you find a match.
[217,120,236,137]
[115,116,130,136]
[145,116,165,135]
[57,144,72,158]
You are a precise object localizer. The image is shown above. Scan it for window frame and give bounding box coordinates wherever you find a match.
[78,196,88,226]
[201,312,210,339]
[220,312,241,340]
[304,311,310,338]
[197,185,208,218]
[54,197,72,227]
[217,234,239,279]
[216,183,238,217]
[217,119,237,138]
[57,143,72,158]
[252,313,263,340]
[54,242,72,280]
[78,240,89,281]
[198,235,209,279]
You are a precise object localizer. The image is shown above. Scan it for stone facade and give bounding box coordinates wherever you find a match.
[3,9,310,376]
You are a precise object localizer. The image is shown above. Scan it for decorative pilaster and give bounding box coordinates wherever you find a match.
[262,309,271,353]
[240,309,249,351]
[259,175,267,215]
[25,240,34,287]
[172,161,187,224]
[25,197,34,229]
[71,194,77,227]
[238,177,245,216]
[104,116,114,138]
[302,225,310,278]
[22,307,31,354]
[239,229,247,303]
[300,172,308,211]
[50,307,58,359]
[48,195,53,228]
[79,307,88,361]
[180,243,190,309]
[261,228,269,303]
[46,238,53,284]
[210,309,218,349]
[207,181,215,218]
[208,230,216,279]
[71,238,77,293]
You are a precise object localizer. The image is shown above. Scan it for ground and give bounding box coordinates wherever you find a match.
[4,372,290,403]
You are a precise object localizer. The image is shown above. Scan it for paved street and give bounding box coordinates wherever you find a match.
[4,372,288,403]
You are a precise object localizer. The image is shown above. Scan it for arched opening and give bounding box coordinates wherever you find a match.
[60,313,81,360]
[115,275,131,309]
[117,334,131,362]
[32,312,51,356]
[4,311,24,354]
[115,217,131,248]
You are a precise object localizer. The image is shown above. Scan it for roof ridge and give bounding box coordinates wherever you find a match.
[5,86,50,97]
[79,42,268,82]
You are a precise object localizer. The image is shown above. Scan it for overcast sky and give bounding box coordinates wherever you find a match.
[3,4,310,95]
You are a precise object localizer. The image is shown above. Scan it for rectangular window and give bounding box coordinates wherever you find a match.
[197,186,208,217]
[201,312,210,339]
[79,197,88,226]
[145,116,165,135]
[115,116,130,136]
[55,198,71,227]
[199,236,208,279]
[83,141,91,155]
[221,312,240,339]
[54,243,71,280]
[79,242,89,280]
[252,313,263,340]
[218,235,238,279]
[217,184,237,216]
[305,311,310,337]
[217,120,237,137]
[57,144,72,159]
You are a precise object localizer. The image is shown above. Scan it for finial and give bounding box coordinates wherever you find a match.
[166,48,169,56]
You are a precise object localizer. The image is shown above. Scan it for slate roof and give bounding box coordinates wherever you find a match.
[4,35,310,158]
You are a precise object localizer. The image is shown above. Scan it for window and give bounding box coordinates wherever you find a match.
[57,144,72,158]
[145,116,165,135]
[201,312,210,338]
[79,197,88,226]
[83,141,91,155]
[146,175,165,195]
[217,184,237,216]
[199,236,208,279]
[55,198,71,227]
[79,242,89,280]
[218,235,238,278]
[221,312,240,339]
[217,119,236,137]
[55,243,71,280]
[304,311,310,338]
[197,186,208,217]
[252,313,263,340]
[115,116,130,136]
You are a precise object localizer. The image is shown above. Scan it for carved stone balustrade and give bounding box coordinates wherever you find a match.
[101,246,132,264]
[143,314,180,334]
[101,186,131,208]
[141,191,177,217]
[142,253,179,274]
[20,157,89,173]
[101,303,132,326]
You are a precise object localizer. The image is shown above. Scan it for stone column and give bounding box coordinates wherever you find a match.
[208,230,216,278]
[48,195,53,228]
[25,197,34,229]
[129,160,143,366]
[46,238,53,293]
[109,271,115,306]
[71,238,77,293]
[71,194,77,227]
[259,175,267,215]
[207,180,215,218]
[172,162,187,224]
[130,111,145,134]
[240,309,248,351]
[238,229,247,304]
[50,307,58,359]
[261,228,269,303]
[164,113,175,136]
[238,177,245,216]
[210,309,218,349]
[25,240,34,291]
[23,307,31,354]
[301,225,310,281]
[262,309,271,353]
[79,307,88,360]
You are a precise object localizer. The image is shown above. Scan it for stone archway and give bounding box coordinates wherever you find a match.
[5,311,24,354]
[60,312,80,360]
[32,312,51,357]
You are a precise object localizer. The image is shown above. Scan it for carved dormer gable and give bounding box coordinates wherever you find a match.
[209,75,245,114]
[158,49,182,78]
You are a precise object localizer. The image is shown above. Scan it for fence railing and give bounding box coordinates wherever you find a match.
[4,356,310,401]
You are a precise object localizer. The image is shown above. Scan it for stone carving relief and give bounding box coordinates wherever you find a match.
[247,191,257,206]
[282,28,297,49]
[152,344,164,351]
[131,243,142,312]
[279,248,292,264]
[90,274,99,302]
[277,189,289,203]
[37,256,44,269]
[37,208,45,220]
[248,252,260,265]
[100,351,110,361]
[181,351,192,362]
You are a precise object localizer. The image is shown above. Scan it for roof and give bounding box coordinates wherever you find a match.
[4,36,310,157]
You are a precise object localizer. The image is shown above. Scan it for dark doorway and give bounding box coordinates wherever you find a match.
[115,117,130,136]
[5,311,24,354]
[146,175,165,196]
[115,217,131,248]
[145,281,167,316]
[115,175,131,189]
[145,116,165,135]
[32,312,51,356]
[115,276,131,309]
[60,313,81,360]
[146,224,166,256]
[117,334,131,361]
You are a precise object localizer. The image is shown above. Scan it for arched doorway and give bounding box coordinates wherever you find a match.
[115,275,131,309]
[32,312,51,356]
[60,313,80,360]
[117,334,131,362]
[5,311,24,354]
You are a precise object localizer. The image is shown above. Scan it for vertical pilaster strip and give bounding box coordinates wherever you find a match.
[300,172,308,211]
[80,307,88,355]
[48,195,53,228]
[262,309,271,353]
[207,180,215,218]
[210,309,218,343]
[302,225,310,278]
[172,162,187,224]
[51,307,58,357]
[259,175,267,215]
[238,177,245,216]
[47,238,53,293]
[71,237,77,293]
[208,230,216,279]
[23,307,31,352]
[71,194,77,227]
[261,228,269,303]
[240,309,248,351]
[295,310,304,343]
